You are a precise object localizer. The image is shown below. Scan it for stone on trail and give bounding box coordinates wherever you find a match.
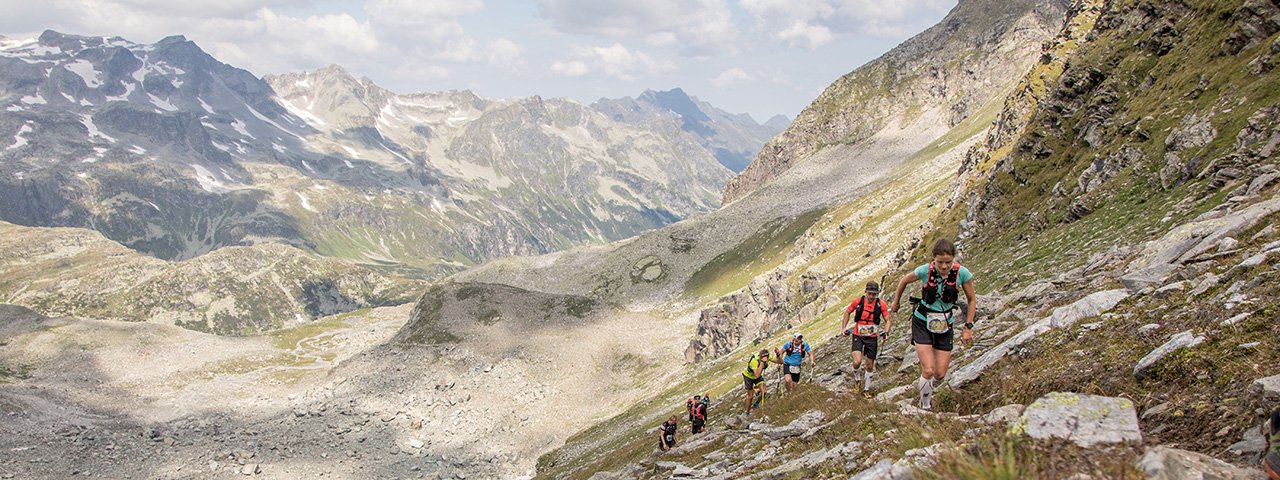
[1138,323,1162,336]
[761,411,825,440]
[1134,331,1206,380]
[1252,374,1280,403]
[1017,392,1142,447]
[239,463,259,475]
[849,458,915,480]
[1226,420,1267,458]
[1222,312,1250,326]
[982,404,1025,425]
[1137,446,1261,480]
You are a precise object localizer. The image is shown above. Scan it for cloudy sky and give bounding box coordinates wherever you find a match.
[1,0,955,122]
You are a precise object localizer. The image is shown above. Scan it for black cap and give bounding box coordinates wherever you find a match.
[866,281,880,293]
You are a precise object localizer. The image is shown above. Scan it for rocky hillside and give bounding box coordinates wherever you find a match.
[0,32,739,281]
[593,88,785,172]
[534,0,1280,478]
[721,0,1069,204]
[0,221,422,333]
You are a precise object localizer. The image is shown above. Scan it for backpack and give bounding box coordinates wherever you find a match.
[784,342,808,357]
[922,262,961,306]
[853,296,884,326]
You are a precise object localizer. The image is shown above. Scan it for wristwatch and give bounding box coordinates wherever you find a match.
[963,322,974,330]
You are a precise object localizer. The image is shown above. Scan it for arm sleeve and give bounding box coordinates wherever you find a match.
[846,300,858,313]
[958,267,974,285]
[879,300,890,312]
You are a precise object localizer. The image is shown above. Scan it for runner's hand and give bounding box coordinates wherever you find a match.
[890,301,899,313]
[843,329,851,336]
[961,328,974,347]
[879,331,888,340]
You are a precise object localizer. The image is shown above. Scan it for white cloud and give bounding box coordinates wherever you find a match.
[711,67,751,87]
[537,0,735,57]
[550,60,589,76]
[0,0,523,88]
[739,0,952,48]
[550,43,674,80]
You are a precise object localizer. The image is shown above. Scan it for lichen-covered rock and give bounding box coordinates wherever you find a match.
[1017,392,1142,447]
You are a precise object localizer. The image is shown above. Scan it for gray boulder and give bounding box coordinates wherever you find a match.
[1017,392,1142,447]
[1049,289,1130,328]
[1134,331,1206,380]
[1252,374,1280,403]
[1136,445,1263,480]
[850,459,914,480]
[761,410,825,440]
[949,318,1052,388]
[982,404,1026,425]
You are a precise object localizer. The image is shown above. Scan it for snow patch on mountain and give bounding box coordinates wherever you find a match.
[191,164,233,193]
[230,119,253,138]
[148,93,177,112]
[64,59,101,88]
[295,192,317,212]
[105,83,135,102]
[79,114,116,143]
[7,123,32,150]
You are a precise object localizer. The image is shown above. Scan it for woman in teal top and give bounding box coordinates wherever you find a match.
[889,238,977,410]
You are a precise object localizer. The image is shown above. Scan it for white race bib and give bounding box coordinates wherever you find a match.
[926,312,950,334]
[855,324,877,336]
[788,365,801,374]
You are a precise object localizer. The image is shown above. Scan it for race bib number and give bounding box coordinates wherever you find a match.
[926,312,950,334]
[788,365,801,374]
[855,324,877,336]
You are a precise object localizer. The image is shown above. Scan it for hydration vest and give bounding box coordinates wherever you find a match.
[922,262,961,306]
[743,354,768,379]
[661,422,677,444]
[784,342,808,358]
[853,296,884,326]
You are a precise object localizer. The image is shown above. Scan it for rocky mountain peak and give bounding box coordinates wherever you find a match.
[722,0,1069,204]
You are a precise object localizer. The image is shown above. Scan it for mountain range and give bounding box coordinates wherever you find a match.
[0,31,781,330]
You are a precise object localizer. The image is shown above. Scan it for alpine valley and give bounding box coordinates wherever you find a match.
[0,31,781,332]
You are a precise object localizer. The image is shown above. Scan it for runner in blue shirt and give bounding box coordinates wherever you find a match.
[774,333,815,397]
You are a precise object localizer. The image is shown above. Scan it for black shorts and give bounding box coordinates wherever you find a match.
[743,374,765,390]
[781,364,802,382]
[852,335,879,359]
[911,316,954,351]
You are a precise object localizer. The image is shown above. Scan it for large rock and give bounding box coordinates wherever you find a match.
[761,410,825,440]
[949,318,1052,388]
[1252,374,1280,403]
[1137,445,1263,480]
[1134,331,1206,380]
[850,459,915,480]
[1017,392,1142,447]
[1049,289,1130,328]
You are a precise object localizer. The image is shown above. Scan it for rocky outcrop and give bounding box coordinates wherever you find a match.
[1017,392,1142,447]
[723,0,1069,204]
